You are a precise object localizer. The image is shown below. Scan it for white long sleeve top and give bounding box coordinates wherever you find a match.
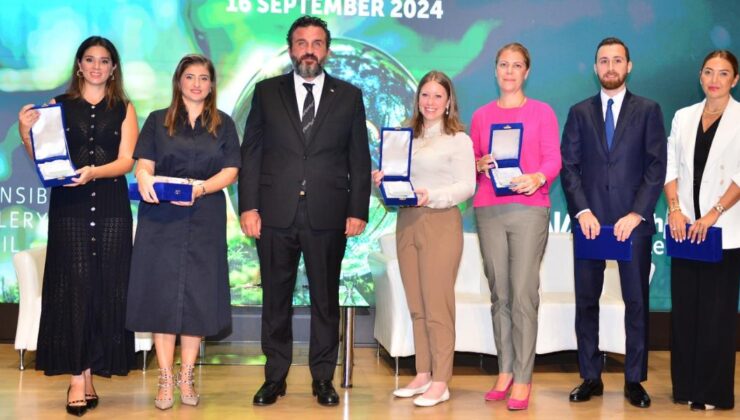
[410,121,476,209]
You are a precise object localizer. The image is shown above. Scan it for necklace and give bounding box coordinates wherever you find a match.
[497,96,527,109]
[702,107,724,116]
[703,101,728,116]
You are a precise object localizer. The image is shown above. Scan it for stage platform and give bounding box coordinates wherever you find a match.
[0,344,737,419]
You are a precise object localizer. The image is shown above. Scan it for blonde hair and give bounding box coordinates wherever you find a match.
[407,70,465,137]
[496,42,531,69]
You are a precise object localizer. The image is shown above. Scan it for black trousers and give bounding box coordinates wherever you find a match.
[574,235,652,383]
[257,199,347,382]
[670,248,740,409]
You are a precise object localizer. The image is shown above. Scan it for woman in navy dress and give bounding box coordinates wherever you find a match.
[17,36,138,416]
[126,54,240,410]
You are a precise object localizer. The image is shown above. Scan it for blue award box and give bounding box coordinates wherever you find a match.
[129,176,194,202]
[666,225,722,263]
[379,127,417,206]
[573,225,632,261]
[29,104,77,187]
[488,123,524,196]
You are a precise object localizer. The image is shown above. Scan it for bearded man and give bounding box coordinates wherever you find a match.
[238,15,371,407]
[560,37,666,409]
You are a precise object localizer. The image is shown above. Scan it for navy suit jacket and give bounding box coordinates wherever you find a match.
[560,90,667,237]
[238,72,371,230]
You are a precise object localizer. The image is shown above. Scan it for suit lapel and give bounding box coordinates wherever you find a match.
[610,90,636,154]
[588,95,609,155]
[706,97,740,168]
[681,101,703,180]
[278,72,306,144]
[306,73,338,147]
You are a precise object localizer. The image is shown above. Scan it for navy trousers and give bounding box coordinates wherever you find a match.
[573,235,652,383]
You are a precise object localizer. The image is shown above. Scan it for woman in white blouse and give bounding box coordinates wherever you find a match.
[665,49,740,411]
[373,71,476,407]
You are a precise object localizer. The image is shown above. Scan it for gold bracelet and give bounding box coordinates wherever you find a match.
[199,184,207,197]
[668,205,681,213]
[713,203,726,215]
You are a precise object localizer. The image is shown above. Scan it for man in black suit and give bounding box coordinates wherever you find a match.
[560,37,666,408]
[238,15,371,406]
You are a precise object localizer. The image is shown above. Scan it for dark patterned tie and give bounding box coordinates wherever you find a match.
[302,83,315,138]
[605,98,615,150]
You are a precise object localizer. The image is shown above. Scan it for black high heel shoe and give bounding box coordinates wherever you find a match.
[66,386,88,417]
[85,393,99,409]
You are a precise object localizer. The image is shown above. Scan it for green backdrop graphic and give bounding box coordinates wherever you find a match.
[1,0,738,311]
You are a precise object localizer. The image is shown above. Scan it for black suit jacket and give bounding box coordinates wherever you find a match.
[560,91,667,236]
[238,72,371,230]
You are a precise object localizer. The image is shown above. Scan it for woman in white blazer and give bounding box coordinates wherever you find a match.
[664,50,740,411]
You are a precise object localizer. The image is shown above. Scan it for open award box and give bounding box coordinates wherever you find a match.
[128,176,194,202]
[29,104,77,187]
[666,225,722,262]
[379,127,417,206]
[488,123,524,196]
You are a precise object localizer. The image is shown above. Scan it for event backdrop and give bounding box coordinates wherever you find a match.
[1,0,738,310]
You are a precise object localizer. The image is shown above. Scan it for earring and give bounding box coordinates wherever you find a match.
[445,107,449,116]
[110,74,115,81]
[76,69,83,78]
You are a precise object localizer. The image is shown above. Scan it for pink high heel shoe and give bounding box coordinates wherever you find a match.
[507,384,532,411]
[484,377,513,401]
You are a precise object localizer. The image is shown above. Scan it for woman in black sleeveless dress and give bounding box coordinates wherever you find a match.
[17,36,139,416]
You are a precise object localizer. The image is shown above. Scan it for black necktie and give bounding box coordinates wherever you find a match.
[302,83,315,138]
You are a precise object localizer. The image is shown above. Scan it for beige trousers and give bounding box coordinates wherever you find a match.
[396,206,462,382]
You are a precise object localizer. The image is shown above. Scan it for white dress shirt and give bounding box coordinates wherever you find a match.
[600,87,627,124]
[294,71,325,120]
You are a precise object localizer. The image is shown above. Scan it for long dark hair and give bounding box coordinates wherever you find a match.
[164,54,222,137]
[407,71,465,137]
[67,36,127,108]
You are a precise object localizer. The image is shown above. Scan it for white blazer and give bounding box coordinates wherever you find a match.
[666,97,740,249]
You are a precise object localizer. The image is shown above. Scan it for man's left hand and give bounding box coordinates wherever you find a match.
[345,217,367,237]
[614,212,642,242]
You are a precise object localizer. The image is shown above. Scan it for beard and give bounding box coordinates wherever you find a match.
[599,71,627,90]
[291,53,325,79]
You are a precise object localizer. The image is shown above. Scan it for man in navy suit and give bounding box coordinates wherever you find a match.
[239,16,371,407]
[560,37,666,408]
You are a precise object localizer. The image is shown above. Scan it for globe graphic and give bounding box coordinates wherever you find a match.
[228,39,417,306]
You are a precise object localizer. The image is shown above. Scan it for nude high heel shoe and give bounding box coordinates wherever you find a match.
[177,364,200,406]
[155,367,175,410]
